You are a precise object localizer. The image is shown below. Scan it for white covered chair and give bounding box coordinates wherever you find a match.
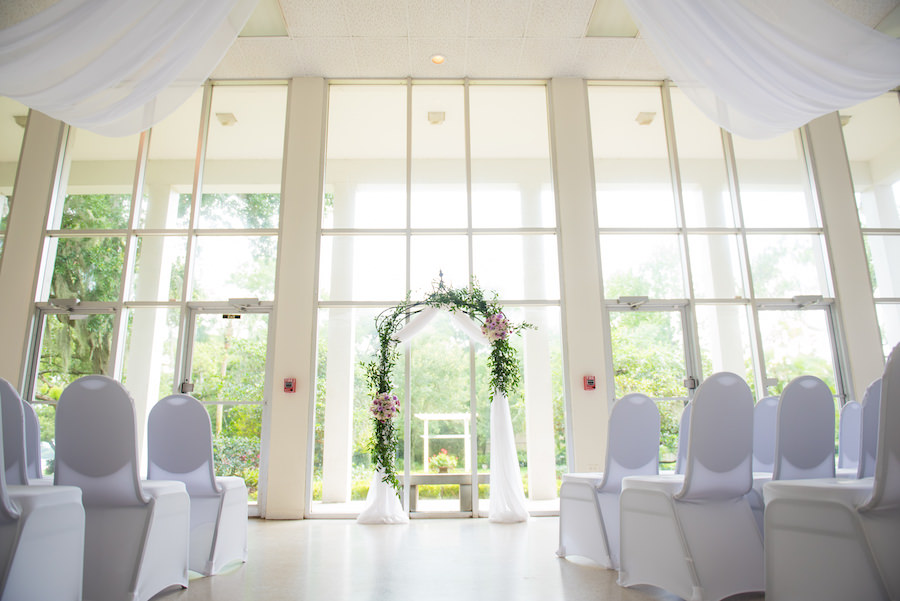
[148,393,248,576]
[21,401,44,482]
[748,376,837,534]
[837,400,861,474]
[857,378,881,479]
[1,379,31,487]
[752,396,778,474]
[763,343,900,601]
[618,372,762,601]
[55,375,190,601]
[557,393,659,569]
[674,400,691,474]
[0,399,85,601]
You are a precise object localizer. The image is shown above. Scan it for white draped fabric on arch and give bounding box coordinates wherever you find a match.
[357,306,529,524]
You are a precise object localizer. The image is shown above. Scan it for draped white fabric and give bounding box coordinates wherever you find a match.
[624,0,900,139]
[489,392,529,523]
[356,469,408,524]
[394,306,439,343]
[0,0,257,137]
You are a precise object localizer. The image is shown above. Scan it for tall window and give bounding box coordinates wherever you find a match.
[845,92,900,359]
[589,83,843,465]
[0,98,28,261]
[30,83,287,505]
[315,82,564,515]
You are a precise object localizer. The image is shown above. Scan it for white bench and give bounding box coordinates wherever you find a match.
[401,473,491,511]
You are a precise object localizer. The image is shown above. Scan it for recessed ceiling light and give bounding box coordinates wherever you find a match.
[635,111,656,125]
[216,112,238,126]
[431,54,446,65]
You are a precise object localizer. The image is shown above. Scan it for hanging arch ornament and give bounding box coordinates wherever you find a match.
[363,276,533,493]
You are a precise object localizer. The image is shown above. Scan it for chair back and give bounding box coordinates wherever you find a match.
[674,401,692,474]
[857,378,881,478]
[838,400,861,470]
[0,379,29,486]
[21,400,43,480]
[677,372,753,501]
[773,376,836,481]
[600,393,660,492]
[148,394,219,496]
[54,375,147,506]
[752,396,778,473]
[863,343,900,511]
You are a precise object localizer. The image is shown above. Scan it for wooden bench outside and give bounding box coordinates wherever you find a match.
[400,473,491,512]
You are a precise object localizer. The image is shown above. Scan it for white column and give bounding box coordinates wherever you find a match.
[0,112,66,386]
[266,78,327,518]
[806,113,885,400]
[549,79,611,472]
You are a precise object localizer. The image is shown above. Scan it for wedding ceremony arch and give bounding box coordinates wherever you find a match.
[357,278,532,524]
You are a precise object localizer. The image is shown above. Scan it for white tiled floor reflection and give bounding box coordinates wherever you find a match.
[163,516,764,601]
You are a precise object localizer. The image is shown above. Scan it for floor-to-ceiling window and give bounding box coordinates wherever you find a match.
[589,82,846,466]
[26,82,287,510]
[844,91,900,359]
[313,81,565,517]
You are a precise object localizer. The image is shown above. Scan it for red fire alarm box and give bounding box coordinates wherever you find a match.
[284,378,296,393]
[583,375,596,390]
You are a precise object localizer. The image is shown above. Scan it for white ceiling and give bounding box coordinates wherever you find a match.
[2,0,898,81]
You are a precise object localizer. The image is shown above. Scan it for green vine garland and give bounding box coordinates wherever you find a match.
[363,277,533,494]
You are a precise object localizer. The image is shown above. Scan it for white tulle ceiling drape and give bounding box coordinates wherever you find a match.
[0,0,257,137]
[624,0,900,139]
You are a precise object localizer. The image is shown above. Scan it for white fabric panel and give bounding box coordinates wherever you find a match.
[623,0,900,139]
[0,0,257,137]
[450,311,490,345]
[489,392,529,522]
[752,396,778,474]
[357,469,408,524]
[394,306,439,343]
[773,376,836,481]
[838,400,862,470]
[858,378,883,479]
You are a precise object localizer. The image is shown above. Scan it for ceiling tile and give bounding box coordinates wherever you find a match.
[352,37,410,78]
[519,38,581,78]
[210,44,251,79]
[465,38,524,78]
[524,0,595,38]
[232,38,305,79]
[280,0,349,37]
[467,0,530,38]
[408,0,469,37]
[409,38,467,78]
[293,38,359,77]
[342,0,409,37]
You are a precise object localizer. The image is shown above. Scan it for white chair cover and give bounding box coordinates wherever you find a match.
[20,401,44,482]
[55,375,189,601]
[838,400,862,471]
[356,469,408,525]
[619,372,762,601]
[557,393,659,568]
[0,397,84,601]
[489,392,529,523]
[857,379,882,479]
[763,343,900,601]
[773,376,836,481]
[752,396,778,474]
[0,379,29,487]
[674,401,692,475]
[148,394,248,575]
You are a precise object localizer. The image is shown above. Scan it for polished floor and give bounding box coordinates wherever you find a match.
[163,516,765,601]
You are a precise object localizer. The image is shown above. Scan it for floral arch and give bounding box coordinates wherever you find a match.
[358,278,532,523]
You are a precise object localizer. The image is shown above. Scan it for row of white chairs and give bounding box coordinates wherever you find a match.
[558,343,899,601]
[0,375,247,601]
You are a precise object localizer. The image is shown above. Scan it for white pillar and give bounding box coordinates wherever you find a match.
[549,79,611,472]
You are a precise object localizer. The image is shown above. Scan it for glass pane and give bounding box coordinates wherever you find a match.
[695,305,755,396]
[842,94,900,229]
[410,235,468,296]
[130,236,187,301]
[608,310,687,399]
[48,236,125,302]
[56,128,139,229]
[472,234,559,300]
[190,312,268,501]
[670,88,734,227]
[470,85,554,228]
[733,130,818,228]
[758,309,837,395]
[191,235,276,300]
[318,235,406,302]
[324,85,407,230]
[122,307,180,406]
[311,307,395,511]
[865,234,900,297]
[590,86,676,228]
[0,98,27,236]
[747,234,830,298]
[658,400,687,469]
[875,303,900,360]
[599,234,685,298]
[199,85,286,229]
[139,89,203,229]
[688,234,745,299]
[33,312,115,474]
[411,85,467,229]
